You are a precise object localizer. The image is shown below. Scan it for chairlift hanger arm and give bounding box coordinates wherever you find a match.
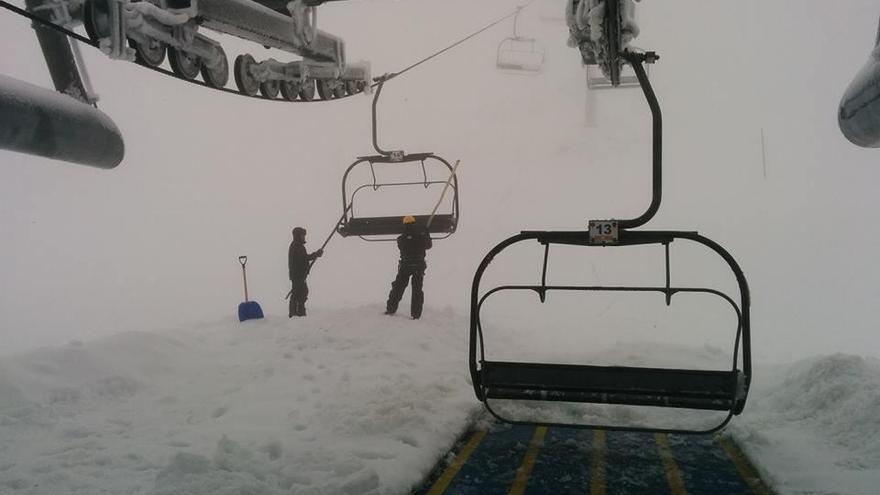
[370,77,397,157]
[616,50,661,230]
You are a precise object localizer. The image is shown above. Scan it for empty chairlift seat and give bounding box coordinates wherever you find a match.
[496,37,545,73]
[337,152,460,240]
[480,361,744,412]
[469,230,751,434]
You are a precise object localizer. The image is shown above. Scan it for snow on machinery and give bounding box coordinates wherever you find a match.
[27,0,370,100]
[566,0,644,88]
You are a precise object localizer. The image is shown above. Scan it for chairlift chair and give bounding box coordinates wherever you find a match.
[337,152,460,241]
[469,52,752,434]
[496,6,545,74]
[335,75,460,241]
[496,37,546,74]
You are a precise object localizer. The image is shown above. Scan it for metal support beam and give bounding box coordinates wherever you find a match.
[25,0,91,104]
[839,17,880,148]
[0,74,124,169]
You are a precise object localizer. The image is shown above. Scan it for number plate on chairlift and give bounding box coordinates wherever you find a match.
[589,220,619,245]
[389,150,405,162]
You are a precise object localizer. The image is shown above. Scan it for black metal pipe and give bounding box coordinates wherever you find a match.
[664,241,671,305]
[0,74,124,168]
[617,51,661,229]
[25,0,91,104]
[339,154,459,240]
[371,78,391,156]
[838,18,880,148]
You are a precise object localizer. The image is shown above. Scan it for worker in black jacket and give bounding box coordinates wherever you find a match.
[289,227,323,317]
[385,215,433,319]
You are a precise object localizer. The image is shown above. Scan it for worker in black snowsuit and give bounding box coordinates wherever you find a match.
[288,227,322,317]
[385,215,432,319]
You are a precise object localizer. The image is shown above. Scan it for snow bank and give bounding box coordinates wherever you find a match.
[1,308,879,494]
[734,354,880,495]
[0,307,477,494]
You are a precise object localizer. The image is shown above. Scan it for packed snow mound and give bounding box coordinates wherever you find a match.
[2,311,880,494]
[734,354,880,495]
[745,354,880,460]
[1,331,191,408]
[0,307,479,495]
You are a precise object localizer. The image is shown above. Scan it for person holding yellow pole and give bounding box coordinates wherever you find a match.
[384,160,460,319]
[384,215,432,319]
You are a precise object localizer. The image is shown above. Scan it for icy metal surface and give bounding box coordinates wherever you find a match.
[0,74,124,168]
[839,20,880,148]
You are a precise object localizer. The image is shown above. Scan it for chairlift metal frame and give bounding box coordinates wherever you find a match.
[338,152,460,241]
[496,7,545,74]
[469,51,752,434]
[335,76,460,242]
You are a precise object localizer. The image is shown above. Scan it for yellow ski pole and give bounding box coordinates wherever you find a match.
[426,159,461,229]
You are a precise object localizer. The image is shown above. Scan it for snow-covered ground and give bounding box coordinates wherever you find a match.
[0,308,476,494]
[0,309,878,494]
[3,1,880,494]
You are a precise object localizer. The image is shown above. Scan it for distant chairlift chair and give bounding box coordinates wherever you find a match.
[496,7,545,74]
[336,75,460,241]
[469,51,751,434]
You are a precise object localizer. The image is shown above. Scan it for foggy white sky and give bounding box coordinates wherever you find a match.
[2,0,880,364]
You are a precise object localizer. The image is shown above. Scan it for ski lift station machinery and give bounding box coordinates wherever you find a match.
[81,0,370,99]
[567,0,646,89]
[496,6,545,74]
[12,0,370,101]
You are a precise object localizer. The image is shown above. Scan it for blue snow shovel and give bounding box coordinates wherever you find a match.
[237,256,264,322]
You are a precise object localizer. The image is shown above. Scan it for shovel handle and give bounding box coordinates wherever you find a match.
[238,256,249,301]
